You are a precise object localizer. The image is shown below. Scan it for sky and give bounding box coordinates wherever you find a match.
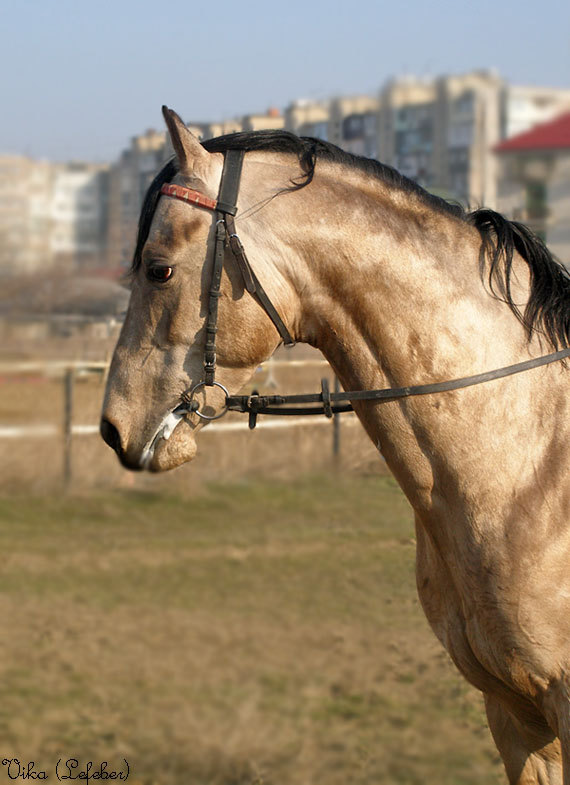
[2,0,569,162]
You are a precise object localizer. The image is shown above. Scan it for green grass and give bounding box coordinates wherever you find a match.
[0,474,503,785]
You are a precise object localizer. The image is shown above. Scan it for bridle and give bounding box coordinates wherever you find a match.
[160,150,570,430]
[161,149,295,427]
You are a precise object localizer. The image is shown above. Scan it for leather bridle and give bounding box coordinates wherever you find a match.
[160,150,570,429]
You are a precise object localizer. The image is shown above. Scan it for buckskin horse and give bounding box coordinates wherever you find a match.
[101,107,570,784]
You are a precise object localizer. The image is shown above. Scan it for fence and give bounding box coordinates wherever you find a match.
[0,357,359,487]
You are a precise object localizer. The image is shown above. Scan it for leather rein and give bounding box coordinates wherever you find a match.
[160,149,570,429]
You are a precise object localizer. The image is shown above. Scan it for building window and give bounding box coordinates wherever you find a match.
[525,180,547,220]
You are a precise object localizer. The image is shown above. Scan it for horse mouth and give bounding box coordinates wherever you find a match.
[139,404,197,472]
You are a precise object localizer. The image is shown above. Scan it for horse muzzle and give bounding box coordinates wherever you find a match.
[100,407,198,472]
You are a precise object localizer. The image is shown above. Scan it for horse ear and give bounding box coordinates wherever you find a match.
[162,106,209,175]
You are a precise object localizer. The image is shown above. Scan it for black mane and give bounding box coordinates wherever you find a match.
[132,129,570,350]
[204,130,464,218]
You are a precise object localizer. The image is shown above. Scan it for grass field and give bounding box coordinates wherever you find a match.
[0,473,504,784]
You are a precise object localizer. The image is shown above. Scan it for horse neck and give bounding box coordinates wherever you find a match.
[261,163,550,512]
[277,166,526,389]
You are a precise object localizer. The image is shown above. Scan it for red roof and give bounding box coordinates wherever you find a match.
[495,112,570,153]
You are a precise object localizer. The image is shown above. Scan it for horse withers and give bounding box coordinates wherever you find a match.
[101,107,570,785]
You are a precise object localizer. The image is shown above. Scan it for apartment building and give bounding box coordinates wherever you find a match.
[379,77,436,189]
[377,71,570,209]
[496,112,570,265]
[197,109,283,141]
[4,71,569,280]
[202,119,242,139]
[50,162,109,270]
[435,70,504,207]
[0,156,53,276]
[376,71,505,204]
[0,157,108,276]
[106,129,166,270]
[329,95,379,158]
[285,96,379,157]
[285,99,330,139]
[241,108,284,132]
[502,85,570,139]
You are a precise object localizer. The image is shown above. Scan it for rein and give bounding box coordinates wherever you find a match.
[160,150,570,430]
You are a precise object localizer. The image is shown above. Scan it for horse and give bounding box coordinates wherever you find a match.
[101,106,570,784]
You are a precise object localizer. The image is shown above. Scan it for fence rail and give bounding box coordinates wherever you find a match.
[0,358,350,485]
[0,415,357,439]
[0,358,329,375]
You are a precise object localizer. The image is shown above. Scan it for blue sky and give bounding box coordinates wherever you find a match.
[2,0,569,162]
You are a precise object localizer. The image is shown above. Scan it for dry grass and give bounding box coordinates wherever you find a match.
[0,340,505,781]
[0,474,504,784]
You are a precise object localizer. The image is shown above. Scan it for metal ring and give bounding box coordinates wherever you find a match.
[186,380,229,421]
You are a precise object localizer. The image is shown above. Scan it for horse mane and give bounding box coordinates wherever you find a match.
[468,209,570,349]
[203,130,465,219]
[132,130,570,350]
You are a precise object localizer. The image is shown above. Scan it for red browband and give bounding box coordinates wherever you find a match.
[160,183,217,211]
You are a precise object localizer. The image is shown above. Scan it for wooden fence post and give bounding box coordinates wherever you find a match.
[333,376,341,461]
[63,368,74,488]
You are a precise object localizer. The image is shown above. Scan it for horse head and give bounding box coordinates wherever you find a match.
[100,108,299,471]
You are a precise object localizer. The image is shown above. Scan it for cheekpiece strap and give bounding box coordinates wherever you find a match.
[203,150,245,385]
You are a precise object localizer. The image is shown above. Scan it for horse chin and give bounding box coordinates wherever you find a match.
[144,422,198,473]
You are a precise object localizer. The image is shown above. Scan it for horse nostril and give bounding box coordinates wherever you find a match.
[100,418,122,454]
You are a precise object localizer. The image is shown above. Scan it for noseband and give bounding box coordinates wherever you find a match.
[160,150,570,429]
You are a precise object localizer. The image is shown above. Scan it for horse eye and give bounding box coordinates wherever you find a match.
[147,265,174,283]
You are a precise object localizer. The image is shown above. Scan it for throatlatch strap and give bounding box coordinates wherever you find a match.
[225,214,295,347]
